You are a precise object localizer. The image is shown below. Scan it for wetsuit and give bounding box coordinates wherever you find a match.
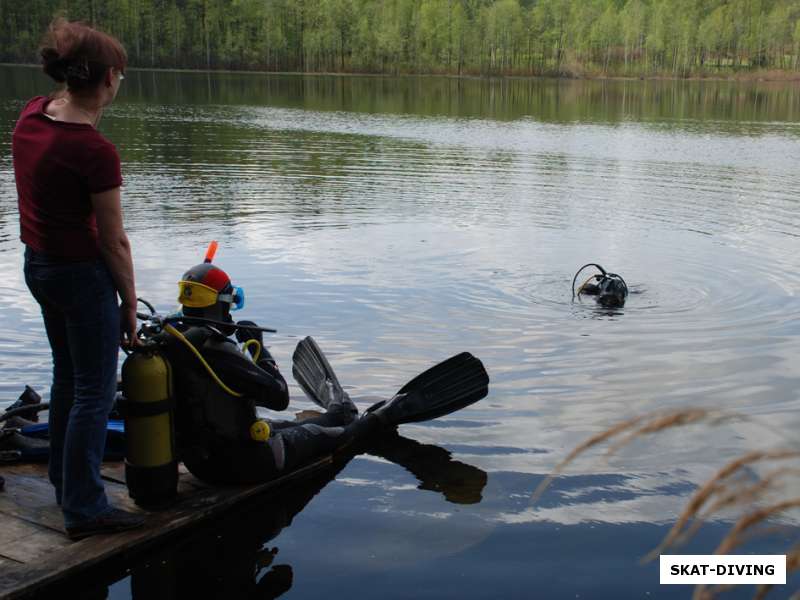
[157,324,352,484]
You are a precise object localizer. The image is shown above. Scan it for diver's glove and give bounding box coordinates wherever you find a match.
[236,320,287,394]
[235,320,264,347]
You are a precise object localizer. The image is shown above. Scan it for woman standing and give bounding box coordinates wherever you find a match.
[12,19,145,539]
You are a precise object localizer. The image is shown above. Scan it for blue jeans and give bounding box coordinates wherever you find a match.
[24,247,120,527]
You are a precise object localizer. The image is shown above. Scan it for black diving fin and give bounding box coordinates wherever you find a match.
[365,352,489,426]
[292,337,490,427]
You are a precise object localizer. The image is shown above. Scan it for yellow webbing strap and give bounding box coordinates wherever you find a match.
[163,323,243,397]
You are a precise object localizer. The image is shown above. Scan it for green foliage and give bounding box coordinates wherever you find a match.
[1,0,798,76]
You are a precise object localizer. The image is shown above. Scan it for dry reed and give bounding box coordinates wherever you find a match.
[677,468,800,547]
[715,499,800,554]
[642,451,800,562]
[753,547,800,600]
[693,524,799,599]
[539,409,800,599]
[604,409,737,457]
[531,409,733,503]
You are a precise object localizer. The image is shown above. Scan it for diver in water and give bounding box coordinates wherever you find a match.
[572,263,629,308]
[154,258,490,485]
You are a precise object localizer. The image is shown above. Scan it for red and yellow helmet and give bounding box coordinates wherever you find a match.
[177,242,245,322]
[178,263,234,310]
[178,263,244,321]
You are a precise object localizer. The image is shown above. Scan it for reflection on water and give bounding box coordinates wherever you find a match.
[53,455,793,600]
[1,65,798,597]
[3,66,797,128]
[54,433,489,599]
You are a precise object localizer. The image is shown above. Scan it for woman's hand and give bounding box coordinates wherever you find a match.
[120,301,142,348]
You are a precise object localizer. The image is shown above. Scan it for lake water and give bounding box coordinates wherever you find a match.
[1,66,799,598]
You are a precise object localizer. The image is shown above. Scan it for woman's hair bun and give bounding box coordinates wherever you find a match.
[41,47,67,83]
[65,58,90,81]
[39,18,127,90]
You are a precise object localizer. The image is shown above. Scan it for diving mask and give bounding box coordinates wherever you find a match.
[178,280,245,309]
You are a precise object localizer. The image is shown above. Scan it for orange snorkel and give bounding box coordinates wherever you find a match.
[203,240,218,264]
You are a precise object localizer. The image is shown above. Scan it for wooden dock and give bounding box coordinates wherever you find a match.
[0,457,331,599]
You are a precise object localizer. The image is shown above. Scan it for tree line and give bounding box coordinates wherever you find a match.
[1,0,799,77]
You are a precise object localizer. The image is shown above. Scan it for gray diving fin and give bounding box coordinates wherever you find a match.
[291,336,347,410]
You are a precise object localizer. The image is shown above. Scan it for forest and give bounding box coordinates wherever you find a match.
[1,0,799,77]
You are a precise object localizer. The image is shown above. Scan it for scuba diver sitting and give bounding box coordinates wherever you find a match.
[153,254,490,487]
[155,259,347,484]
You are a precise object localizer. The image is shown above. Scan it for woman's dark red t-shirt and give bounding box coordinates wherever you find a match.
[12,96,122,261]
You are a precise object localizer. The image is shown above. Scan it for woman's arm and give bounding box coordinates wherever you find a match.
[91,186,138,346]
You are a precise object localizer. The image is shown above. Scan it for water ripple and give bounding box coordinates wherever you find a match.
[1,78,798,514]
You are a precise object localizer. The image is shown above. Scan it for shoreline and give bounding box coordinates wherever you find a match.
[2,62,798,83]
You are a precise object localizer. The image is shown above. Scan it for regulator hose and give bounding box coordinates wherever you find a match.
[242,339,262,363]
[571,263,629,300]
[163,323,243,397]
[134,297,271,393]
[572,263,608,299]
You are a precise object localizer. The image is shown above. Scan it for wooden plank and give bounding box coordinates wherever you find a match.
[0,464,46,478]
[0,455,333,600]
[0,517,70,564]
[0,469,65,533]
[99,462,126,485]
[177,463,212,490]
[0,464,138,531]
[100,462,211,495]
[176,470,213,491]
[98,479,142,514]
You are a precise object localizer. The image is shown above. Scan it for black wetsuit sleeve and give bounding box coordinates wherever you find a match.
[202,344,290,411]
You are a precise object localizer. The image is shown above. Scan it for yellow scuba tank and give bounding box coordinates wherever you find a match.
[121,349,178,506]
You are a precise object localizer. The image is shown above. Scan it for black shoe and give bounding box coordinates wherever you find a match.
[66,507,146,541]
